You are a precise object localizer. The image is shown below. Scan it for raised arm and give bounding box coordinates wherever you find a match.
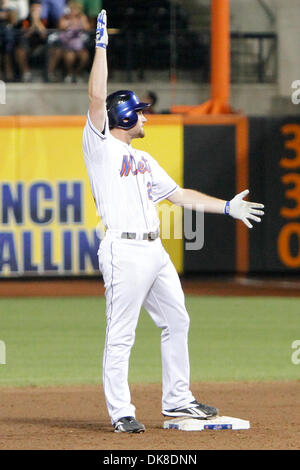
[88,10,108,133]
[169,188,264,228]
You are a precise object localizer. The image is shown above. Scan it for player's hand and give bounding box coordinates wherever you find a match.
[227,189,264,228]
[95,9,108,49]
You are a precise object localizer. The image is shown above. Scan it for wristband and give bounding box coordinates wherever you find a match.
[224,201,230,215]
[96,42,107,49]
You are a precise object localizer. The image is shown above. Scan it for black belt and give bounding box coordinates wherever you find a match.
[121,230,160,241]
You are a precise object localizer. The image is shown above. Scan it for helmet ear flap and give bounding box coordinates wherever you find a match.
[108,108,135,130]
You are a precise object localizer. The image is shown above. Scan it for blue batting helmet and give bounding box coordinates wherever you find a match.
[106,90,150,130]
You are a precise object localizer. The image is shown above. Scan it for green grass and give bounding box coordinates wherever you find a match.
[0,296,299,387]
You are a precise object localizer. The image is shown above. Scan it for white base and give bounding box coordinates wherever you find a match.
[163,416,250,431]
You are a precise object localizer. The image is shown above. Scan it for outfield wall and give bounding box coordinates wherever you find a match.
[0,114,300,278]
[0,115,183,277]
[184,115,300,274]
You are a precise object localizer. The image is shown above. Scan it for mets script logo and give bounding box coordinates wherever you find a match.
[120,155,151,177]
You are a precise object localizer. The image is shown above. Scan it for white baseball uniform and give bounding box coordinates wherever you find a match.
[82,112,195,424]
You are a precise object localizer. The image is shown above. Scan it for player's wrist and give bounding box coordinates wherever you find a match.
[224,201,230,215]
[95,42,107,49]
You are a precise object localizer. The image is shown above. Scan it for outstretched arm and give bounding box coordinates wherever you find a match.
[168,188,264,228]
[88,10,108,133]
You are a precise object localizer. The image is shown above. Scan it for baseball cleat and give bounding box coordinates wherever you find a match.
[114,416,145,433]
[162,400,218,419]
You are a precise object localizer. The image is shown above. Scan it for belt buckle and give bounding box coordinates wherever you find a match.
[148,231,156,241]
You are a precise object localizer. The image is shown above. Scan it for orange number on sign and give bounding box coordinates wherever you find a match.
[278,223,300,268]
[280,124,300,169]
[280,173,300,218]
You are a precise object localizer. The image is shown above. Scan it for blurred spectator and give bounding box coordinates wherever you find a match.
[77,0,101,28]
[0,0,16,81]
[7,0,29,21]
[14,0,47,81]
[47,1,90,83]
[142,90,158,114]
[41,0,65,28]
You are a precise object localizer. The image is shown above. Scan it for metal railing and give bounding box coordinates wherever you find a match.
[230,32,277,84]
[1,29,277,84]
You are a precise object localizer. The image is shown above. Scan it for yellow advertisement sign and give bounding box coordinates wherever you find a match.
[0,116,183,277]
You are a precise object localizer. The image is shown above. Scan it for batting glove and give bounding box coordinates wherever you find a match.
[95,9,108,49]
[225,189,264,228]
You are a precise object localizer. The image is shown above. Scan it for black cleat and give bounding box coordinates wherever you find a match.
[114,416,146,433]
[162,400,218,419]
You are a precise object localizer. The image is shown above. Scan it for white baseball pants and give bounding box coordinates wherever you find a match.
[98,231,195,424]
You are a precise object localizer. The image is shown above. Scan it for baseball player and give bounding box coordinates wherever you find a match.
[82,10,264,434]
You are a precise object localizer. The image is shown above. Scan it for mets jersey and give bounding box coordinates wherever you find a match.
[82,112,179,232]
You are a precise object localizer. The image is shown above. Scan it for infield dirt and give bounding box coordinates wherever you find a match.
[0,381,299,450]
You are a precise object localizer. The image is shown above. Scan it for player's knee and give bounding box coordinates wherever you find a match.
[106,333,136,354]
[174,307,190,329]
[162,311,190,337]
[180,313,190,332]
